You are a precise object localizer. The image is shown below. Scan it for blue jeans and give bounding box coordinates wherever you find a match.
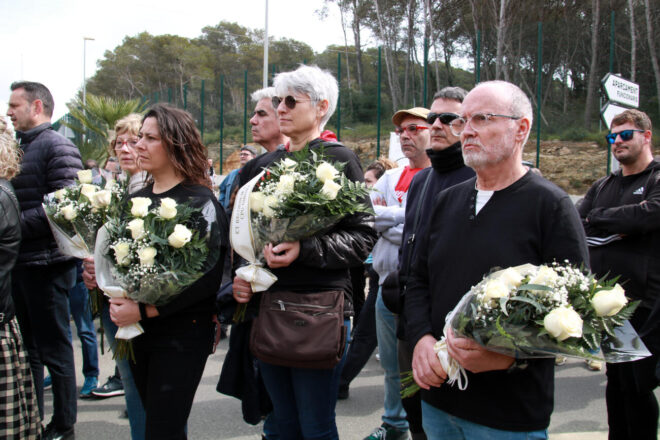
[101,303,146,440]
[12,263,77,429]
[375,288,407,430]
[421,402,548,440]
[258,319,350,440]
[68,281,99,378]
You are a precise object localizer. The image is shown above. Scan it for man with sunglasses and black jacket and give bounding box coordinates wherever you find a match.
[394,86,474,440]
[577,109,660,439]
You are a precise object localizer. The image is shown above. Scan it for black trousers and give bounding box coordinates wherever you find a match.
[606,307,659,440]
[131,317,214,440]
[339,269,379,390]
[12,262,77,430]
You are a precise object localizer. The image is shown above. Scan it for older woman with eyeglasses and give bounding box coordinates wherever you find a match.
[230,65,377,439]
[82,113,147,440]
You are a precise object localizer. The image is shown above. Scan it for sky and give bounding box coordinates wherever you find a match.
[1,0,361,121]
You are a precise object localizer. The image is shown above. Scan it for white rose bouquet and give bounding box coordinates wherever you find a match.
[43,170,126,320]
[95,195,223,359]
[230,147,371,321]
[401,262,650,396]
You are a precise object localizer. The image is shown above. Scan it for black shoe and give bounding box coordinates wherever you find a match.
[42,423,74,440]
[91,375,124,398]
[337,384,349,400]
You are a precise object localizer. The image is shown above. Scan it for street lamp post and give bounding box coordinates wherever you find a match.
[83,37,95,108]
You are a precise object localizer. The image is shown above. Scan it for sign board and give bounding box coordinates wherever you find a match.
[600,101,629,130]
[601,73,640,108]
[388,132,409,167]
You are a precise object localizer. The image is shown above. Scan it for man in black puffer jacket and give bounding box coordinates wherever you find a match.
[7,81,82,440]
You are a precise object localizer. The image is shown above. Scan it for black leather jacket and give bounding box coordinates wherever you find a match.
[12,123,82,267]
[0,180,21,319]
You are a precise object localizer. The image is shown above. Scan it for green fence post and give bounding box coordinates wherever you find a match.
[168,88,172,104]
[200,79,205,141]
[609,11,615,73]
[337,52,341,141]
[183,84,188,111]
[243,70,248,145]
[376,46,382,159]
[219,75,224,174]
[476,30,481,84]
[423,37,429,108]
[271,64,276,84]
[535,22,543,168]
[154,91,159,103]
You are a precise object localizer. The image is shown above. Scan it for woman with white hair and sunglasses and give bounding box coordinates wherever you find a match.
[230,65,377,439]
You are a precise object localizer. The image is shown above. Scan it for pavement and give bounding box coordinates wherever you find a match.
[41,326,660,440]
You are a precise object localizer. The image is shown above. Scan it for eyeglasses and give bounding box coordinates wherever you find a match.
[394,124,430,135]
[605,129,645,145]
[427,112,460,125]
[114,138,138,150]
[271,95,312,110]
[449,113,521,136]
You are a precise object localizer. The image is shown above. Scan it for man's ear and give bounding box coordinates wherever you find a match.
[514,117,531,143]
[32,99,44,117]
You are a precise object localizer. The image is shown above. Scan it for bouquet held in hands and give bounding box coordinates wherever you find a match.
[402,262,650,396]
[95,195,222,359]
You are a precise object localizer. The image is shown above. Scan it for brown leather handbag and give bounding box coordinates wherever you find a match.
[250,290,347,369]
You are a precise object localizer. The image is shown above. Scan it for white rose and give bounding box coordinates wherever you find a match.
[497,268,524,290]
[481,278,510,303]
[80,184,97,200]
[91,190,112,209]
[159,197,178,219]
[104,179,116,190]
[315,162,339,183]
[113,242,132,266]
[529,266,560,288]
[131,197,152,217]
[54,189,67,201]
[127,218,146,240]
[276,174,296,195]
[168,224,193,248]
[249,192,265,213]
[77,169,93,184]
[591,284,628,317]
[320,179,342,200]
[544,306,583,341]
[281,158,297,170]
[61,204,77,220]
[137,246,157,266]
[262,195,279,218]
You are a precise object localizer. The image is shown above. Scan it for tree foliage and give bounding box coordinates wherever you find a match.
[84,2,660,139]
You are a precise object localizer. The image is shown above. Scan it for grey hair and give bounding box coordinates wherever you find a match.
[433,86,468,103]
[273,65,338,131]
[251,87,278,105]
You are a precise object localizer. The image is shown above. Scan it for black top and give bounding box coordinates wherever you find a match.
[130,182,229,331]
[577,160,660,309]
[404,170,589,431]
[12,123,82,267]
[0,180,21,318]
[237,138,377,301]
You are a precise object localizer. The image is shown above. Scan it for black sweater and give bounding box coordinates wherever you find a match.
[404,171,589,431]
[131,183,229,331]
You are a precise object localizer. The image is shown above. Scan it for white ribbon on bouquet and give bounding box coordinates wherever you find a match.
[94,225,143,340]
[230,171,278,292]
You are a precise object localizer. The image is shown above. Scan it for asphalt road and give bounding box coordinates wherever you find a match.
[42,328,659,440]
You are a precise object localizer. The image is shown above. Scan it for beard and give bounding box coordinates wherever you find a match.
[462,136,515,169]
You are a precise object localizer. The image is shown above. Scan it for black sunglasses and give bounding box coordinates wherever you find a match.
[605,129,645,144]
[427,112,460,125]
[271,95,311,110]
